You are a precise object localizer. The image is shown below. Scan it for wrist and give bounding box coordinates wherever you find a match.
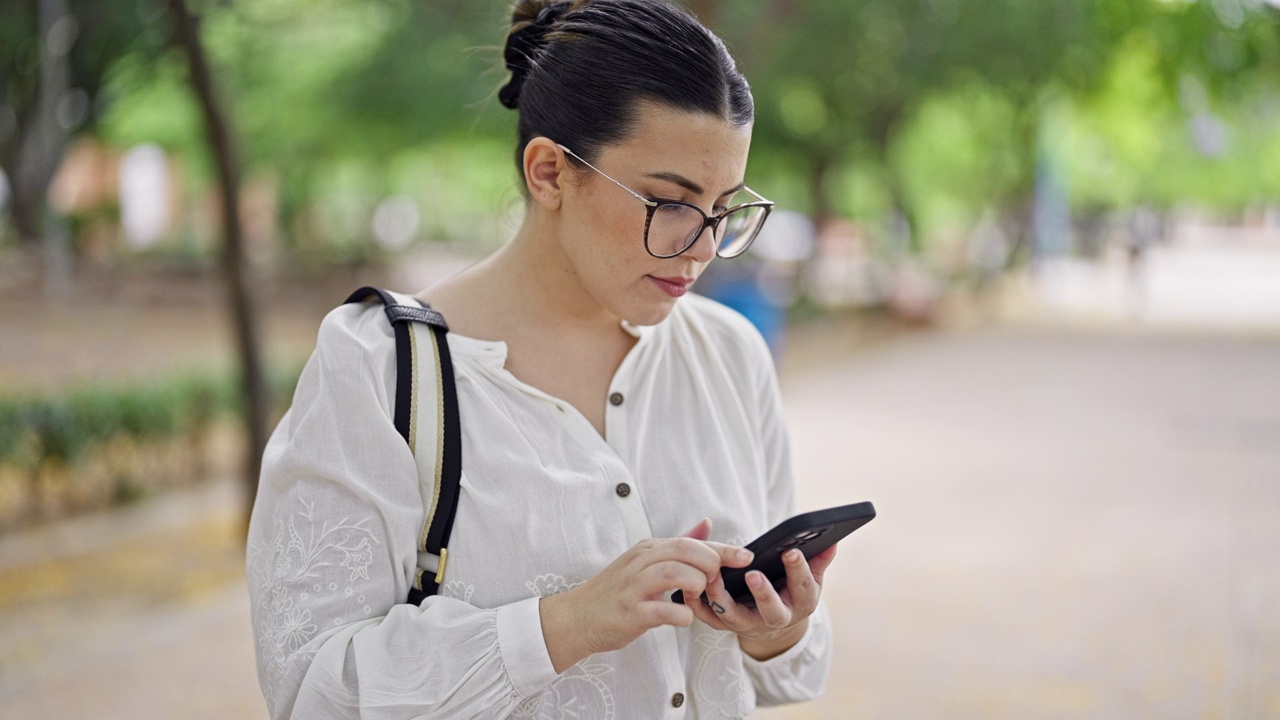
[538,589,591,674]
[738,617,809,662]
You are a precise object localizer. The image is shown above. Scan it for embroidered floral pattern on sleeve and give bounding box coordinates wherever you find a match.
[524,573,583,598]
[440,580,476,603]
[693,628,753,718]
[512,662,617,720]
[247,497,380,704]
[508,573,615,719]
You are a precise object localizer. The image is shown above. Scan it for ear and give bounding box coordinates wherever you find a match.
[522,137,567,210]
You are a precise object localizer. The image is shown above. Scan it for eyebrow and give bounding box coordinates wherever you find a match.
[643,171,745,199]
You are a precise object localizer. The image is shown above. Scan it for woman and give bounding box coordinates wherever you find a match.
[247,1,836,717]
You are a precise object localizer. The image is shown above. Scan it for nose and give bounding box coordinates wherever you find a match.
[682,223,718,263]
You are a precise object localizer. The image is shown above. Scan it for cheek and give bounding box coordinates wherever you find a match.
[578,203,650,273]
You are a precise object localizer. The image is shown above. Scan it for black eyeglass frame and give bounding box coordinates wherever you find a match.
[556,143,775,259]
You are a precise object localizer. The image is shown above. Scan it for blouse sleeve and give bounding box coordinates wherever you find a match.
[245,305,559,719]
[740,333,835,706]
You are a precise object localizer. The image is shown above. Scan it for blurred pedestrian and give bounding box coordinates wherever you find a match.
[246,1,837,718]
[1124,205,1162,316]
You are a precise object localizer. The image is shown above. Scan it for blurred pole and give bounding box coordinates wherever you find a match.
[168,0,269,533]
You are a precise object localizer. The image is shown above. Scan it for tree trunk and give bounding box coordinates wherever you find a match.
[806,151,834,228]
[11,0,75,290]
[168,0,270,531]
[8,176,43,246]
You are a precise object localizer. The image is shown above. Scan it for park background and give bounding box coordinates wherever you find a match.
[1,0,1278,717]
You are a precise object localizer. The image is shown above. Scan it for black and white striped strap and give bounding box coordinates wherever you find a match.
[345,286,461,605]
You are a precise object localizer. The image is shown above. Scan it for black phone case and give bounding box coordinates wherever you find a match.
[673,501,876,606]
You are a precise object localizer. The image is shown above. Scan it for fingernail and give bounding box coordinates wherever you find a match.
[787,549,802,563]
[747,572,764,588]
[736,549,753,563]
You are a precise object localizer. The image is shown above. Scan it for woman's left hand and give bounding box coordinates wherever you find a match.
[685,530,837,660]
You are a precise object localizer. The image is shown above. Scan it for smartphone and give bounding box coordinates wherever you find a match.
[672,501,875,606]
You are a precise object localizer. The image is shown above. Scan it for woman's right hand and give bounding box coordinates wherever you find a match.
[539,519,753,673]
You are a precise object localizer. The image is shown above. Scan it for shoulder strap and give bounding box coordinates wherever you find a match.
[345,286,461,605]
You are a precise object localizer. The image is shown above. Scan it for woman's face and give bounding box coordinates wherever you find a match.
[555,102,753,327]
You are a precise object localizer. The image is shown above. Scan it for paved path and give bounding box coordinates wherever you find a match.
[2,322,1278,718]
[760,325,1280,719]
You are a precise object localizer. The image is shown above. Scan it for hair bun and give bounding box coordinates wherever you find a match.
[499,1,573,109]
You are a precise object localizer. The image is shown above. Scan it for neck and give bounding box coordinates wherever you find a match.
[475,209,622,341]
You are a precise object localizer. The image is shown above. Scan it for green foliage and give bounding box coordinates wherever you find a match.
[891,83,1028,236]
[1067,20,1280,211]
[0,368,294,471]
[16,0,1280,262]
[722,0,1279,249]
[0,402,27,464]
[97,51,204,154]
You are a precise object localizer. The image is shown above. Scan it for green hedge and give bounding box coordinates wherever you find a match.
[0,365,302,472]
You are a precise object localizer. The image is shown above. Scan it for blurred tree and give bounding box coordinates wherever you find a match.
[1072,0,1280,209]
[95,0,514,257]
[166,0,269,524]
[0,1,66,258]
[0,0,168,273]
[727,0,1130,252]
[272,0,513,249]
[9,0,1278,273]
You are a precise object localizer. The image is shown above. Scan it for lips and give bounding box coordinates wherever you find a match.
[648,275,694,298]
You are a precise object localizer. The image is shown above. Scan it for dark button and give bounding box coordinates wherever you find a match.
[609,392,625,406]
[671,692,685,708]
[615,483,631,498]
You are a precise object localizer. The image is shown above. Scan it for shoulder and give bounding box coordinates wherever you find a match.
[278,299,402,422]
[317,300,393,350]
[311,300,399,375]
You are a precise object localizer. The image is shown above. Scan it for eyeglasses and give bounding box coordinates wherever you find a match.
[557,144,774,260]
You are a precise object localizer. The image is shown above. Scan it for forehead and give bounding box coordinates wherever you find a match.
[598,101,753,192]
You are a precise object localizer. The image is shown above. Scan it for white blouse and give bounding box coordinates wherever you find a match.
[246,292,832,719]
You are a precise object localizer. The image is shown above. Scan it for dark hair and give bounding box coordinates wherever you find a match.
[500,0,754,190]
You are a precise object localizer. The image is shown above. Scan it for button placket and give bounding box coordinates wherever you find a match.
[600,459,650,545]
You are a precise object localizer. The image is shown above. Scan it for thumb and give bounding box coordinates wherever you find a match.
[682,517,712,541]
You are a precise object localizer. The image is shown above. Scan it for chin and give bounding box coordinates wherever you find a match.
[618,296,681,327]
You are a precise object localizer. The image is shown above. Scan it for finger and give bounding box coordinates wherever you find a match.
[745,570,792,629]
[678,521,754,569]
[781,548,821,615]
[807,543,838,586]
[703,541,754,569]
[702,568,751,628]
[636,560,709,598]
[686,593,731,631]
[681,518,712,541]
[640,599,694,629]
[642,537,728,581]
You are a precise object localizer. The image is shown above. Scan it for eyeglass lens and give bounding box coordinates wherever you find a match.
[647,204,768,258]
